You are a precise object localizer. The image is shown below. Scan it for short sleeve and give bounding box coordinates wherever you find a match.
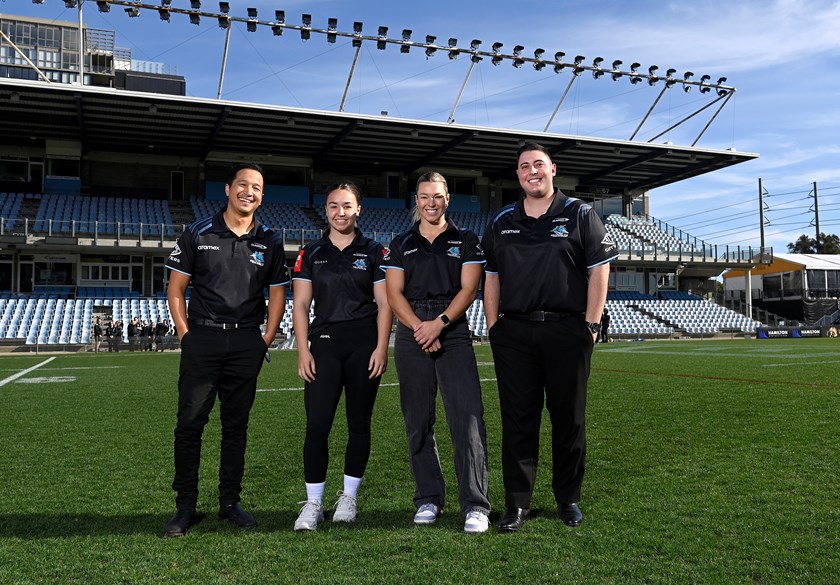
[371,243,387,282]
[165,229,195,276]
[292,244,314,281]
[382,234,406,271]
[580,207,618,268]
[480,225,497,274]
[461,230,485,265]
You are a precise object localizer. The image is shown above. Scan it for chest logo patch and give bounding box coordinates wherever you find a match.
[250,251,265,266]
[550,226,569,238]
[353,258,368,271]
[447,246,461,258]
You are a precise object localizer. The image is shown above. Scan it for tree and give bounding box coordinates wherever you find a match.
[787,233,840,254]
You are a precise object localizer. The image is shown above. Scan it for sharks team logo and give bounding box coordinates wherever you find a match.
[446,246,461,258]
[250,251,265,266]
[353,258,368,271]
[550,226,569,238]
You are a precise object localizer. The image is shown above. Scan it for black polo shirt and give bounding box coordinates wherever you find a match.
[482,191,618,314]
[383,219,485,300]
[292,228,386,335]
[165,210,290,325]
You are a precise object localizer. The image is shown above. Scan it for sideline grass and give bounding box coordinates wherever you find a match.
[0,339,837,584]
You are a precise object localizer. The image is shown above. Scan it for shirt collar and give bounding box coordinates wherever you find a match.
[320,226,369,249]
[409,218,460,235]
[211,209,264,237]
[514,189,567,219]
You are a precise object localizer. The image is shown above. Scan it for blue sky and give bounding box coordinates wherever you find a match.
[9,0,840,254]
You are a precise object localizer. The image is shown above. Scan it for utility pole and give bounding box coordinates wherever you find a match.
[813,181,821,253]
[758,178,765,251]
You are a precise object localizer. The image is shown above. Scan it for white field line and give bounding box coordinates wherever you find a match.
[257,377,499,393]
[763,360,840,367]
[0,357,57,387]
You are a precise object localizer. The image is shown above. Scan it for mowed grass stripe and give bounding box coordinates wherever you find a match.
[0,339,837,585]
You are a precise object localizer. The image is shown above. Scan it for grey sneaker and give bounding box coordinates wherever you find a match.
[413,502,441,525]
[293,500,323,531]
[464,510,489,533]
[332,491,357,523]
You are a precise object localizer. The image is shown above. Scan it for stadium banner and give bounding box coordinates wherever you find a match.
[757,326,825,339]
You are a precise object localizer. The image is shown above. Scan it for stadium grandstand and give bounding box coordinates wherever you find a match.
[0,5,778,350]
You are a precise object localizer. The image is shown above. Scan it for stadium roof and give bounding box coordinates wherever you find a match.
[0,78,757,192]
[770,253,840,270]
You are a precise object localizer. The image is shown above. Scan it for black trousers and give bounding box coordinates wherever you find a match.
[172,324,266,509]
[489,315,593,508]
[303,319,381,483]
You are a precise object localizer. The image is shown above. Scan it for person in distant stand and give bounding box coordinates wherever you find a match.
[93,317,103,352]
[482,142,618,532]
[162,162,289,537]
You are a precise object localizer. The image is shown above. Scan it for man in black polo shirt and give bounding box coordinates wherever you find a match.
[162,162,290,537]
[482,142,617,532]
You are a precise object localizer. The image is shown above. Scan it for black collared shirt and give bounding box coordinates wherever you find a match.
[482,191,618,314]
[383,219,485,300]
[165,210,290,324]
[292,228,386,334]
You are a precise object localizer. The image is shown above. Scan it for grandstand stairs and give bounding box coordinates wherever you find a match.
[18,195,40,229]
[301,206,328,232]
[631,304,687,336]
[169,201,195,228]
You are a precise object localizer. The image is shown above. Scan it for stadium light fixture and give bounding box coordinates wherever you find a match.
[301,14,312,41]
[573,54,585,75]
[189,12,200,25]
[425,35,437,58]
[699,74,711,93]
[470,39,481,50]
[126,7,140,17]
[327,18,338,43]
[512,45,525,68]
[32,0,46,4]
[470,53,482,63]
[400,29,412,53]
[352,22,363,47]
[96,1,110,12]
[647,65,659,86]
[665,67,677,87]
[491,42,504,66]
[630,62,642,84]
[218,15,230,29]
[716,77,728,96]
[533,47,546,71]
[592,56,605,78]
[157,8,170,21]
[246,8,258,32]
[682,71,693,92]
[611,59,623,80]
[553,51,566,73]
[447,38,459,59]
[190,0,200,9]
[64,0,77,8]
[377,26,388,50]
[161,0,172,6]
[218,2,229,13]
[272,11,285,35]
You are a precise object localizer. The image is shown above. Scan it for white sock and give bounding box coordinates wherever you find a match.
[343,475,363,499]
[305,482,325,505]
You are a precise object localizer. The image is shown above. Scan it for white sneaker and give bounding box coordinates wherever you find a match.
[464,510,489,533]
[332,491,357,523]
[294,500,323,531]
[413,502,441,525]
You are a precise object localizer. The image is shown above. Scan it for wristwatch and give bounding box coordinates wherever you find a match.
[438,313,451,327]
[586,321,602,334]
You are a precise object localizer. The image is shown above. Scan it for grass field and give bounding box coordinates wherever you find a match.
[0,339,837,585]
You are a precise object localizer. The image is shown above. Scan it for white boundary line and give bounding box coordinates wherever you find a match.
[0,357,57,387]
[257,377,498,393]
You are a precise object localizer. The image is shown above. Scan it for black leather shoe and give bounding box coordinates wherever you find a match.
[163,508,201,537]
[498,507,530,532]
[559,502,583,526]
[219,502,257,528]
